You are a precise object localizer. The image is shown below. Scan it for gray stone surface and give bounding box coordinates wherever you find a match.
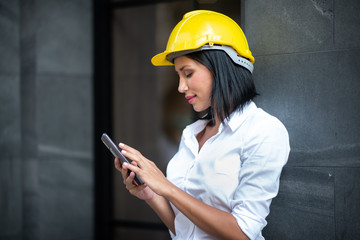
[0,0,93,239]
[335,0,360,49]
[334,168,360,240]
[36,0,92,75]
[0,74,21,158]
[253,49,360,164]
[243,0,334,56]
[35,0,94,238]
[0,1,22,239]
[243,0,360,239]
[264,167,335,240]
[0,0,19,73]
[36,74,93,154]
[0,158,23,239]
[38,155,93,239]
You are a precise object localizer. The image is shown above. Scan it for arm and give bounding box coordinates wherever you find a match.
[163,181,250,240]
[231,122,290,239]
[146,193,175,234]
[115,158,176,235]
[121,144,250,240]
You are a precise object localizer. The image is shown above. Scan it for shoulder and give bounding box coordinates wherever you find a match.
[242,107,289,144]
[228,102,288,138]
[254,108,287,132]
[237,108,290,165]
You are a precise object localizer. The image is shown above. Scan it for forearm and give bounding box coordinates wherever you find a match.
[164,185,249,240]
[118,144,247,238]
[146,194,175,235]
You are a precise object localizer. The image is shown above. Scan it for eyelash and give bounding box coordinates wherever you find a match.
[185,72,193,78]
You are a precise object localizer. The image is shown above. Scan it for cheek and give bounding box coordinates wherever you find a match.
[201,82,213,107]
[204,76,213,98]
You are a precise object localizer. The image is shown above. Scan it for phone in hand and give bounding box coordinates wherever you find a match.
[101,133,143,185]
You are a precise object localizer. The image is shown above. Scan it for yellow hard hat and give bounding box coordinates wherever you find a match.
[151,10,254,71]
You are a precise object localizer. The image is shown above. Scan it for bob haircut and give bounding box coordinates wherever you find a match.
[186,49,258,124]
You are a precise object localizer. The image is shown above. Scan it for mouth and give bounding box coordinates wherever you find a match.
[185,95,196,104]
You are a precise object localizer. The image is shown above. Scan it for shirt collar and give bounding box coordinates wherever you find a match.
[222,101,258,132]
[183,118,208,140]
[183,101,258,137]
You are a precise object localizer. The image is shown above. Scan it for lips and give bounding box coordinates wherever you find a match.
[185,95,196,104]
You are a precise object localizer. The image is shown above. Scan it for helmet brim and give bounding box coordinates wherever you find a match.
[151,52,174,66]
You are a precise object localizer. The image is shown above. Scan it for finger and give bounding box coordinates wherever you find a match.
[127,163,142,186]
[131,161,138,167]
[122,162,140,183]
[128,183,147,196]
[129,183,147,193]
[121,149,143,166]
[114,157,122,171]
[119,143,142,156]
[123,162,138,173]
[124,171,136,187]
[120,162,131,180]
[126,171,143,187]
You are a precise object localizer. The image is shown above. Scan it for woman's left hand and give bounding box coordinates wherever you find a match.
[119,143,172,197]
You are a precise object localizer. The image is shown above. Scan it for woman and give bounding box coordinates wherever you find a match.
[115,10,290,240]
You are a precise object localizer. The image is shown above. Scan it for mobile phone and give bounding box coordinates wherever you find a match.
[101,133,143,185]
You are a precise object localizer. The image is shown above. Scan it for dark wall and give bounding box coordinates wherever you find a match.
[0,0,93,239]
[242,0,360,239]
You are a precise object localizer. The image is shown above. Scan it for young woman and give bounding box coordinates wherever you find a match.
[114,10,290,240]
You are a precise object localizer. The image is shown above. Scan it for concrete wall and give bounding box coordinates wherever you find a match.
[242,0,360,239]
[0,0,93,239]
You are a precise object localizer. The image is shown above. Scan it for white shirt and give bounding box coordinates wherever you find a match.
[166,101,290,240]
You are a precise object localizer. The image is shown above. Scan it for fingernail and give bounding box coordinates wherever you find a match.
[121,150,127,154]
[123,162,128,166]
[119,143,124,147]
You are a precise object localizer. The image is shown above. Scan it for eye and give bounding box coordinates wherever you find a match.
[185,72,193,78]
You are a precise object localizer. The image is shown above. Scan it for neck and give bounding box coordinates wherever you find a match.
[208,112,221,129]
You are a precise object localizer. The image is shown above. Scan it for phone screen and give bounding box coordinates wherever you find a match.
[101,133,143,185]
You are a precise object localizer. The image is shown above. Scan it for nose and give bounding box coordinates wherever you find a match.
[178,77,188,93]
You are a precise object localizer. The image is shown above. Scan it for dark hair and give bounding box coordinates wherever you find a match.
[186,50,258,124]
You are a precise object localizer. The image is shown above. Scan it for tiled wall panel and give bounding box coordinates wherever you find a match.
[242,0,360,239]
[0,0,93,239]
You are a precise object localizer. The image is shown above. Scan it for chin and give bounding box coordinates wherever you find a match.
[193,106,208,113]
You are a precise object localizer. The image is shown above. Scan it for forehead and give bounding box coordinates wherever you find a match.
[174,55,200,71]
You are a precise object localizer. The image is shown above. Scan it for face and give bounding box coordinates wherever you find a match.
[174,56,213,112]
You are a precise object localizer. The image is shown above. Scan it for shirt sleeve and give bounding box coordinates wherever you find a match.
[230,120,290,240]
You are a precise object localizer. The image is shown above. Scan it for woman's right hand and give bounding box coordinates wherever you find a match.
[114,157,155,201]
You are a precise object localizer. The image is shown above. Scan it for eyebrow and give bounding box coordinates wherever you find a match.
[177,65,190,72]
